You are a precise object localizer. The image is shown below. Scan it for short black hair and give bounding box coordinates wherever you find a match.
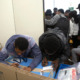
[53,8,57,11]
[45,9,52,16]
[69,10,79,23]
[43,35,61,54]
[15,37,29,51]
[69,10,77,18]
[58,9,64,14]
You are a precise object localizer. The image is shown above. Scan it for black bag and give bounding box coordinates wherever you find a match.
[45,17,69,37]
[55,17,69,37]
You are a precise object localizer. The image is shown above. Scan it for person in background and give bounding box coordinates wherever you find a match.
[70,10,80,64]
[71,46,80,64]
[45,9,65,28]
[45,9,53,20]
[0,35,42,72]
[53,8,58,16]
[77,4,80,41]
[69,10,80,48]
[45,9,53,31]
[64,10,70,19]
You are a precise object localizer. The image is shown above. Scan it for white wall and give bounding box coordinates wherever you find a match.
[55,0,80,13]
[0,0,44,46]
[44,0,55,12]
[0,0,15,46]
[13,0,44,44]
[44,0,80,13]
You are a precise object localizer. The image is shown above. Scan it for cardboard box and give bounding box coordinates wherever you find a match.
[0,63,17,80]
[16,68,56,80]
[0,71,4,80]
[40,76,56,80]
[16,68,42,80]
[0,63,56,80]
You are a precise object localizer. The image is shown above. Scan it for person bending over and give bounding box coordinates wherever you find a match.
[0,35,42,72]
[39,17,70,71]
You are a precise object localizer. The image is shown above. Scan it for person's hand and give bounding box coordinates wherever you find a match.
[23,66,32,72]
[11,63,19,67]
[42,57,48,66]
[52,59,59,71]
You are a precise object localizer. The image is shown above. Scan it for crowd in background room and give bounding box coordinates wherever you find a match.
[44,3,80,66]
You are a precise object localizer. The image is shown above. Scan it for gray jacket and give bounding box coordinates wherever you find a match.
[45,13,66,26]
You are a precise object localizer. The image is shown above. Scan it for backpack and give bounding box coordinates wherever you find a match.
[45,17,69,37]
[54,17,69,37]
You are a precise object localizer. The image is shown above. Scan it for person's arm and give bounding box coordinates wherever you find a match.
[52,58,59,71]
[0,47,9,61]
[52,46,70,71]
[45,14,60,26]
[28,44,42,70]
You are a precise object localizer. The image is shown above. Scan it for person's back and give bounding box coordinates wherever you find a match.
[39,25,70,70]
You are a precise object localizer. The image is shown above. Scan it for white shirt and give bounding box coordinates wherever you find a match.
[73,23,79,35]
[70,18,79,36]
[69,20,74,37]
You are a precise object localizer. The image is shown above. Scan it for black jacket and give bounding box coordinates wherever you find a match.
[39,27,70,62]
[78,14,80,36]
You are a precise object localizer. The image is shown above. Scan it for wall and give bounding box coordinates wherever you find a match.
[44,0,55,12]
[0,0,15,46]
[55,0,80,12]
[0,0,44,46]
[13,0,44,44]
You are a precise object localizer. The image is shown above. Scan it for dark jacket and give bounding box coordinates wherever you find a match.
[78,14,80,36]
[39,27,70,63]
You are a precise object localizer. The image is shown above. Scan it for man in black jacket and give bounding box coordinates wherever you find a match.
[39,17,70,70]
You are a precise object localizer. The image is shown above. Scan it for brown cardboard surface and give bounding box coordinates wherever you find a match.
[28,72,42,78]
[17,68,42,80]
[0,72,5,80]
[40,76,53,80]
[0,63,17,80]
[49,78,57,80]
[0,63,56,80]
[17,68,56,80]
[40,76,56,80]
